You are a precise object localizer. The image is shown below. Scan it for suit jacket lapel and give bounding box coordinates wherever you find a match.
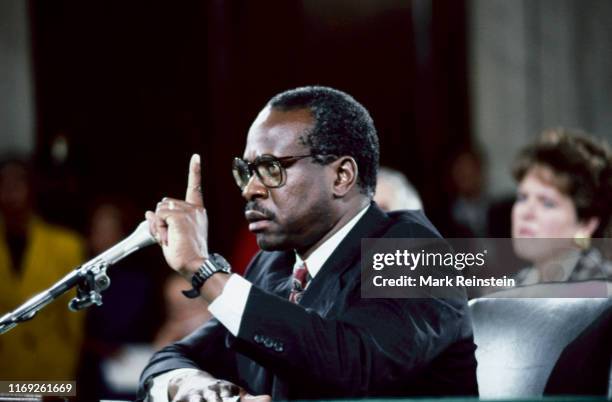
[299,203,390,307]
[246,249,295,298]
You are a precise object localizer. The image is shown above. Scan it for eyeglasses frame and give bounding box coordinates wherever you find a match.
[232,154,330,190]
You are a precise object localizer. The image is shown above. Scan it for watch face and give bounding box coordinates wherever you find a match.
[183,254,231,299]
[210,253,232,272]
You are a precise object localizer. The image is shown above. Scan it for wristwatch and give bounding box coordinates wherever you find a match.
[182,253,232,298]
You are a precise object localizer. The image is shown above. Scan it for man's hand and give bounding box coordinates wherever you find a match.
[146,154,209,276]
[168,370,271,402]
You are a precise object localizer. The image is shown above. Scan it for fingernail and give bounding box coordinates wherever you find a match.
[193,154,200,164]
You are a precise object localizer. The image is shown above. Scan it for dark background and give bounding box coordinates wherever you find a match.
[28,0,470,257]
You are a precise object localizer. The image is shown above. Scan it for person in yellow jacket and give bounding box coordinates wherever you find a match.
[0,159,85,380]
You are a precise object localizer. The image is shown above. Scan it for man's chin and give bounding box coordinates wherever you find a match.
[255,233,292,251]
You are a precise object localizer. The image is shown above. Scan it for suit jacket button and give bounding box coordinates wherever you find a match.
[274,343,284,353]
[253,334,262,344]
[264,338,273,348]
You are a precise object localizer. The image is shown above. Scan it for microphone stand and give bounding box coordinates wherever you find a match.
[0,221,156,335]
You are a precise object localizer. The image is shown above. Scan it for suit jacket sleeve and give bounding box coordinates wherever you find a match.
[229,284,468,396]
[137,317,240,399]
[225,210,471,397]
[136,252,274,400]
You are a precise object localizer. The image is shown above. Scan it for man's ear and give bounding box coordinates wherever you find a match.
[331,156,358,198]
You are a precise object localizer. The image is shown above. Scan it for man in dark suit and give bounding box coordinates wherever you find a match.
[140,86,478,401]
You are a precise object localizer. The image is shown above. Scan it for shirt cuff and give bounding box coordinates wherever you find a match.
[148,368,201,402]
[207,274,252,336]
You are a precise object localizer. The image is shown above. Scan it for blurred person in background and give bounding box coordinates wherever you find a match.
[152,274,211,349]
[511,128,612,285]
[374,166,423,211]
[447,148,490,237]
[0,157,85,380]
[78,197,163,400]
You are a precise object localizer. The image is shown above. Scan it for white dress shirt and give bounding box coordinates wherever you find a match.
[149,205,370,401]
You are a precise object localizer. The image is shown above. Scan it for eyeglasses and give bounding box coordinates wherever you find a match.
[232,154,318,190]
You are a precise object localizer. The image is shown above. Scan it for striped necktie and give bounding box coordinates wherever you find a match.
[289,261,309,303]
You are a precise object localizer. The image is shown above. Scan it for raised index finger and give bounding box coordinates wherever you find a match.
[185,153,204,207]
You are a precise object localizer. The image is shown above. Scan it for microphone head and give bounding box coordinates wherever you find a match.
[99,220,156,265]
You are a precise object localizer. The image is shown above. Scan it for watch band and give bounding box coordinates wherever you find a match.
[182,253,231,298]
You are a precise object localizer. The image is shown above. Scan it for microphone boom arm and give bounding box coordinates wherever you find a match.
[0,221,155,335]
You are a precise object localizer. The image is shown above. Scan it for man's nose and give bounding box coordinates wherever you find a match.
[242,174,268,201]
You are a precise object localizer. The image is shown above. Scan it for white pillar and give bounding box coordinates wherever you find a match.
[0,0,34,156]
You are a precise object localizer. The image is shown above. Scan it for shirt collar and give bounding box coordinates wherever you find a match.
[294,205,370,279]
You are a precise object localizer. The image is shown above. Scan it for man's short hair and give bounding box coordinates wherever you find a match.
[268,86,380,195]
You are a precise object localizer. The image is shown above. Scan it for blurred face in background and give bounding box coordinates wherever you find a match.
[89,204,124,254]
[374,179,396,212]
[374,170,423,212]
[511,165,594,264]
[451,151,483,199]
[0,163,32,227]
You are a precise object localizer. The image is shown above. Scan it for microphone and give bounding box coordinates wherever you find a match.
[66,220,156,310]
[0,221,156,334]
[94,220,157,265]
